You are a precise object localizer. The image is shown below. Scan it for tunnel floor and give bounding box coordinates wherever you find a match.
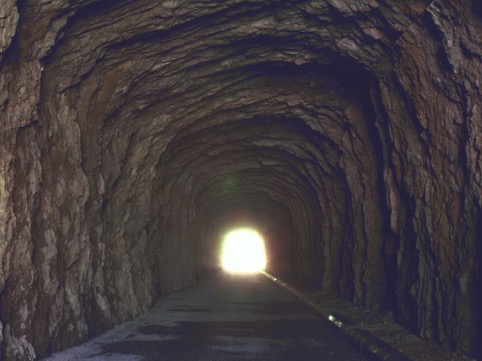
[42,272,368,361]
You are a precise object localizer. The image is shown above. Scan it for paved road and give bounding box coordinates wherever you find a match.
[43,273,368,361]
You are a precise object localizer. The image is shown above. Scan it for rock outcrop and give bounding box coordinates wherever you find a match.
[1,0,481,359]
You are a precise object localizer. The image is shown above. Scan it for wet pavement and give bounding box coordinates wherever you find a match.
[43,272,369,361]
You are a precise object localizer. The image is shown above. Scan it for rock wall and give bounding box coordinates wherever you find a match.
[1,0,481,359]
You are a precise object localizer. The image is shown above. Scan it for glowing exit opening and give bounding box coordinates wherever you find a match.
[221,229,267,273]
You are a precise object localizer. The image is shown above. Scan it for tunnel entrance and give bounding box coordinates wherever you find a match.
[221,228,267,274]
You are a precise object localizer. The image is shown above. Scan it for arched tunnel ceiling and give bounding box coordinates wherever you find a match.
[1,0,482,360]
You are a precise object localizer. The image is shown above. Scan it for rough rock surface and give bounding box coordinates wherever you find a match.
[0,0,481,360]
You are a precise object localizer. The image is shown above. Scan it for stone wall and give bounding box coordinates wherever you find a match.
[1,0,481,359]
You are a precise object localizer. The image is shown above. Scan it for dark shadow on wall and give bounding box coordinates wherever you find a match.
[0,0,28,65]
[474,207,482,359]
[472,0,482,20]
[394,195,420,335]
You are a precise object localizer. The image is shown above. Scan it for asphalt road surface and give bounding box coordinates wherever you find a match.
[43,272,369,361]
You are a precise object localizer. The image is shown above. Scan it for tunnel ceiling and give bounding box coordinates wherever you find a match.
[1,0,482,360]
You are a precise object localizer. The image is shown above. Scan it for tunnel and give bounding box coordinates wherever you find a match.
[0,0,481,360]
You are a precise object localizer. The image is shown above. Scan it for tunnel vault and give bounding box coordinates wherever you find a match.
[1,0,481,359]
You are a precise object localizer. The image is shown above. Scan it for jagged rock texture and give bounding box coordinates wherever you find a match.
[1,0,481,360]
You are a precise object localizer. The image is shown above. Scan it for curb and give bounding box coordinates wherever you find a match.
[260,270,413,361]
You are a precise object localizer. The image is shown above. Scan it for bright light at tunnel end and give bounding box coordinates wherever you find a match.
[221,228,267,274]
